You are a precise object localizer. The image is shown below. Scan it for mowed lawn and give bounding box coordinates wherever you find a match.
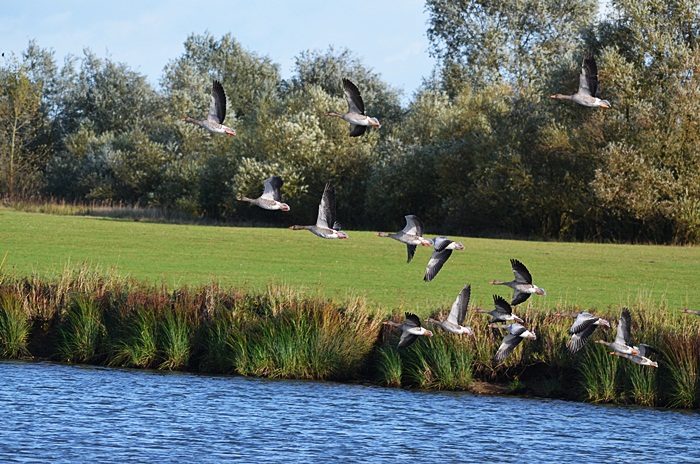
[0,208,698,313]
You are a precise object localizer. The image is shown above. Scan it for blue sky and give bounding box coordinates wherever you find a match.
[2,0,436,101]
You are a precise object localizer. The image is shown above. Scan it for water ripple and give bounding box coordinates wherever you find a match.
[0,361,697,463]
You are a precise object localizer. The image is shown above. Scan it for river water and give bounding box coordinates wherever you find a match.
[0,361,697,463]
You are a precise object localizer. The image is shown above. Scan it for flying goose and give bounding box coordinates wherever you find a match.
[595,308,640,356]
[375,215,432,263]
[475,295,524,324]
[555,311,610,354]
[489,322,537,362]
[423,236,464,282]
[237,176,290,211]
[325,78,381,137]
[426,284,474,335]
[490,259,546,306]
[181,80,236,136]
[551,55,611,108]
[611,343,659,368]
[384,312,433,349]
[289,183,348,239]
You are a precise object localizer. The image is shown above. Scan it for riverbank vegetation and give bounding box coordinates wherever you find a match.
[0,268,698,408]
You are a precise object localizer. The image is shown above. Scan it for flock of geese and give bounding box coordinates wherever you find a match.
[180,55,693,365]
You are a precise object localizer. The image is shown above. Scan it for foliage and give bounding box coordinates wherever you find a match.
[4,7,700,243]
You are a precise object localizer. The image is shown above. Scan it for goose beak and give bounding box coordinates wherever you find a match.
[536,288,546,295]
[600,319,611,328]
[600,102,611,109]
[426,330,433,337]
[225,128,237,136]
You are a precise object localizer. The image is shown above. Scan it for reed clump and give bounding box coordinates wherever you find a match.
[0,270,698,408]
[0,292,31,358]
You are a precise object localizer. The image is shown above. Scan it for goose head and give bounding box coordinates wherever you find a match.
[596,318,611,328]
[368,117,381,128]
[534,286,546,295]
[224,127,237,136]
[277,202,291,212]
[597,99,611,109]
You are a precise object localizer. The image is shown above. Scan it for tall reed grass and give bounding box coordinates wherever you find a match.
[58,295,106,363]
[0,292,31,358]
[0,269,697,408]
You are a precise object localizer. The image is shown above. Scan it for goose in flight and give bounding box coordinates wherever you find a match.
[595,308,640,356]
[181,80,236,136]
[475,295,524,324]
[237,176,290,211]
[611,343,659,368]
[289,183,348,239]
[489,322,537,362]
[490,259,546,306]
[551,55,611,108]
[423,236,464,282]
[555,311,610,353]
[375,215,432,263]
[384,312,433,349]
[325,78,381,137]
[426,284,474,335]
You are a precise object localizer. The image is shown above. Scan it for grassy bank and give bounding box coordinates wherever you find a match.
[0,270,698,408]
[1,208,699,311]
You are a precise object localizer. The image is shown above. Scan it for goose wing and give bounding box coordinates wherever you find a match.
[615,308,634,346]
[494,332,524,362]
[349,124,367,137]
[404,312,421,329]
[579,55,599,98]
[398,332,418,349]
[397,312,421,349]
[510,290,531,306]
[208,80,227,124]
[510,259,533,284]
[423,248,452,282]
[406,244,417,263]
[448,284,471,325]
[342,78,365,114]
[402,215,425,236]
[637,343,657,358]
[261,176,283,202]
[569,312,597,334]
[492,294,513,316]
[316,183,336,229]
[567,323,598,354]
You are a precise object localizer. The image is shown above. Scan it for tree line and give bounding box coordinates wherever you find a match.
[2,0,700,244]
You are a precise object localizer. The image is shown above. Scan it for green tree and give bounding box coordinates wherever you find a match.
[591,0,700,243]
[0,48,54,199]
[426,0,598,93]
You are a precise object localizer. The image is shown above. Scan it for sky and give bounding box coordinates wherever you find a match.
[2,0,436,102]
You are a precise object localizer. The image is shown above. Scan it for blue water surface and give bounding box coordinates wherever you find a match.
[0,361,697,463]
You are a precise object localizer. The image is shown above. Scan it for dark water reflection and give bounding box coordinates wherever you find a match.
[0,361,697,463]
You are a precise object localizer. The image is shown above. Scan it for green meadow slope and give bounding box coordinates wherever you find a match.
[0,208,697,312]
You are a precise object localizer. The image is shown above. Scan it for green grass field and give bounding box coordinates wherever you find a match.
[1,208,698,313]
